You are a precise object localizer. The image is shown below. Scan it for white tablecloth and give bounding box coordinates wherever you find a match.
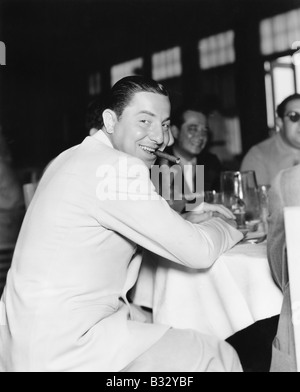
[132,242,283,340]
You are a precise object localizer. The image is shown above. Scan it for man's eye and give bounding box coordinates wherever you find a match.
[163,124,170,132]
[140,119,151,126]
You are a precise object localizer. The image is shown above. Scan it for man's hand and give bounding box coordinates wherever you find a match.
[184,202,237,228]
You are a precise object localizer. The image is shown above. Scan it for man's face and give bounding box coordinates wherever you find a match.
[110,92,171,168]
[281,99,300,149]
[176,110,208,159]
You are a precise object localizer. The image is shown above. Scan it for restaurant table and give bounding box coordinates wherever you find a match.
[132,240,284,341]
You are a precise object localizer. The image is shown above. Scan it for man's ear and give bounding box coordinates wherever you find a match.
[171,125,180,140]
[276,117,283,133]
[102,109,117,134]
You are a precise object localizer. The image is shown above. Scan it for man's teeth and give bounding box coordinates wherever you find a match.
[140,145,156,154]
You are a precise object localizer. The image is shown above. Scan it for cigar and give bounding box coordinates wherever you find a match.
[154,150,181,164]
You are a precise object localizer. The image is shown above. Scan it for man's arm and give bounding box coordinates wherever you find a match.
[95,156,243,270]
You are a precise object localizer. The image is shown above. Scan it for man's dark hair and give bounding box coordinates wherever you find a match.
[87,76,169,130]
[106,75,169,120]
[86,98,104,132]
[171,104,207,128]
[277,93,300,119]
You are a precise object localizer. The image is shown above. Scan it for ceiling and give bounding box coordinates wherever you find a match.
[2,0,295,73]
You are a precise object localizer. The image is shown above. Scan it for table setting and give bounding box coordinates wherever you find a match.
[132,170,283,340]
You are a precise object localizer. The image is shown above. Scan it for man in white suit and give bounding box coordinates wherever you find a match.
[0,76,243,372]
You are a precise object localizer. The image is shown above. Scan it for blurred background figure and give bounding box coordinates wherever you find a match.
[0,125,24,246]
[0,125,25,295]
[241,94,300,186]
[203,94,242,171]
[157,104,222,213]
[85,98,104,137]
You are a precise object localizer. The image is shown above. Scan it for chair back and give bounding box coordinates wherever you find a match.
[284,206,300,372]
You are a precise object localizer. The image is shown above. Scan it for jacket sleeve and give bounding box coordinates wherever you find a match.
[94,156,243,269]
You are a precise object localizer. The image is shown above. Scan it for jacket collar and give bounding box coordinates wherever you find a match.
[93,130,114,149]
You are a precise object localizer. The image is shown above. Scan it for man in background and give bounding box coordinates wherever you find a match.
[0,125,24,246]
[158,105,222,213]
[241,94,300,186]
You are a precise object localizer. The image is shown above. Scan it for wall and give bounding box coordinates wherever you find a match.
[2,0,300,170]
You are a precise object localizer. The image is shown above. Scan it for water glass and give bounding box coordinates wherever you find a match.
[258,184,271,233]
[220,171,261,230]
[204,191,223,204]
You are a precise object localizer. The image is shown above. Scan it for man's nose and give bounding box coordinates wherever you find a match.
[149,125,164,145]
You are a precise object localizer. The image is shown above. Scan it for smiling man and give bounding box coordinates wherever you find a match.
[102,84,171,169]
[241,93,300,186]
[157,105,222,213]
[0,76,243,372]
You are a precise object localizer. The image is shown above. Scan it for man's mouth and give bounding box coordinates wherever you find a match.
[191,141,204,148]
[139,145,157,155]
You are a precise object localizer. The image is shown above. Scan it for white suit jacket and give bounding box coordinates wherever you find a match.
[0,131,242,372]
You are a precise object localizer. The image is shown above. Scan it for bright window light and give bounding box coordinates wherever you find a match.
[152,47,182,81]
[260,9,300,55]
[199,31,235,70]
[111,58,143,86]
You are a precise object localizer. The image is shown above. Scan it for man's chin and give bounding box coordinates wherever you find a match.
[188,147,202,156]
[139,156,157,168]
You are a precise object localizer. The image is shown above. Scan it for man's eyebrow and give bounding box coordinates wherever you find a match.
[138,110,156,117]
[137,111,170,122]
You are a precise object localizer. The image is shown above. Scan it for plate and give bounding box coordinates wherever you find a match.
[240,232,267,244]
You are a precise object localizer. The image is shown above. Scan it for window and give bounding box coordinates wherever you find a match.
[152,47,182,81]
[260,9,300,129]
[88,72,101,96]
[197,31,241,156]
[111,58,143,86]
[199,31,235,70]
[260,9,300,56]
[264,55,300,129]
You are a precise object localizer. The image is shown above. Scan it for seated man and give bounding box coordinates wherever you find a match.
[267,164,300,372]
[157,104,222,213]
[241,94,300,186]
[0,76,243,372]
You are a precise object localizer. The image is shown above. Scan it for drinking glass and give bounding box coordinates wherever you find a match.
[204,190,223,204]
[258,184,271,233]
[220,171,261,230]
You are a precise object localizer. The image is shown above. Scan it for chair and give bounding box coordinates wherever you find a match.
[284,206,300,372]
